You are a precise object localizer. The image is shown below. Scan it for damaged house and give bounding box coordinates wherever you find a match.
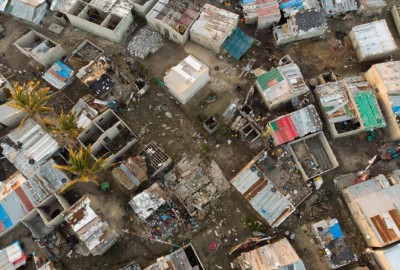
[71,94,107,129]
[2,0,48,25]
[164,155,230,216]
[273,8,327,45]
[77,109,137,164]
[349,20,397,63]
[0,119,70,236]
[365,61,400,141]
[63,0,134,43]
[146,0,200,45]
[189,4,238,54]
[314,76,385,139]
[311,218,358,269]
[13,30,65,67]
[255,63,309,110]
[287,131,339,180]
[342,174,400,248]
[233,238,306,270]
[240,0,281,29]
[42,60,75,90]
[63,196,117,256]
[144,244,204,270]
[164,55,211,104]
[320,0,357,17]
[266,104,322,146]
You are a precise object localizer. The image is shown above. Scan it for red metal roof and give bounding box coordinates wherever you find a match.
[274,115,298,145]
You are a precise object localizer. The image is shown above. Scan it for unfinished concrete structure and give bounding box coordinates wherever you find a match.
[164,55,210,104]
[77,109,137,164]
[139,141,172,177]
[64,0,134,43]
[349,20,397,63]
[71,94,107,129]
[5,0,48,25]
[233,238,306,270]
[13,30,65,67]
[255,63,309,110]
[342,175,400,247]
[189,4,238,54]
[63,196,117,256]
[357,0,386,18]
[392,5,400,36]
[145,244,204,270]
[311,218,358,269]
[373,242,400,270]
[146,0,200,45]
[130,0,157,17]
[266,105,322,146]
[164,155,229,216]
[365,61,400,141]
[287,131,339,180]
[241,0,281,29]
[273,9,327,45]
[315,76,386,138]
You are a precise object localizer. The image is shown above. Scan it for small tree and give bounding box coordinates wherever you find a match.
[7,81,53,127]
[42,111,82,144]
[54,145,110,193]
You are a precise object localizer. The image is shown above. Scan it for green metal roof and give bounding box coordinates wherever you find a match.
[354,91,385,130]
[256,68,284,91]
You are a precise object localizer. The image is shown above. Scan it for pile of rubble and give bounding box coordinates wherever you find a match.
[127,26,163,59]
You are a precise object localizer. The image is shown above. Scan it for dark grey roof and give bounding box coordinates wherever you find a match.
[295,9,327,32]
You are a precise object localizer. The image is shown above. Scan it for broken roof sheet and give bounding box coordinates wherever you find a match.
[231,164,295,227]
[354,91,386,130]
[222,28,254,60]
[235,238,306,270]
[312,219,357,268]
[129,183,168,220]
[351,20,397,58]
[145,245,203,270]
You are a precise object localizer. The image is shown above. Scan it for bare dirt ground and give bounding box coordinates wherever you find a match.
[0,1,400,269]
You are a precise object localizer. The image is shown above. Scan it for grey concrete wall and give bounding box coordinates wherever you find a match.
[392,6,400,37]
[146,15,189,45]
[275,27,327,45]
[132,0,157,17]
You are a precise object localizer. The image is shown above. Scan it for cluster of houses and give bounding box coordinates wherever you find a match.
[0,0,400,269]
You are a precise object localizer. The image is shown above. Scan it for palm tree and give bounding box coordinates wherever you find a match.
[7,81,54,127]
[54,145,111,193]
[42,111,82,144]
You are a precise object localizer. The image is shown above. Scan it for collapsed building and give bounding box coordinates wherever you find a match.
[287,131,339,180]
[112,156,149,191]
[365,61,400,141]
[163,55,210,104]
[164,155,230,216]
[349,20,397,63]
[314,76,385,138]
[0,119,70,236]
[233,238,306,270]
[1,0,48,25]
[61,0,134,42]
[146,0,200,45]
[273,8,327,45]
[240,0,281,29]
[144,244,204,270]
[71,94,108,129]
[342,174,400,248]
[266,105,322,146]
[255,63,309,110]
[13,30,65,67]
[311,218,358,269]
[63,196,118,256]
[77,109,137,164]
[189,4,238,54]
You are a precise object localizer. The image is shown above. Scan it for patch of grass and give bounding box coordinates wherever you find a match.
[135,60,148,76]
[243,217,266,232]
[215,124,229,140]
[200,143,211,154]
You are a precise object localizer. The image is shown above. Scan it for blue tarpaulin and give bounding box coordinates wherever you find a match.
[279,0,304,10]
[329,223,344,239]
[392,106,400,114]
[54,61,73,79]
[240,0,255,4]
[0,204,13,229]
[222,28,254,60]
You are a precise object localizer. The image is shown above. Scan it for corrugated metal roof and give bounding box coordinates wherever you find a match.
[129,183,167,220]
[256,68,284,91]
[354,91,385,129]
[7,0,47,25]
[222,28,254,60]
[42,61,75,90]
[235,238,306,270]
[231,165,294,227]
[351,20,397,58]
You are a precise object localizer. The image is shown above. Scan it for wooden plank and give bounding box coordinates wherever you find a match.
[246,180,269,201]
[242,178,264,199]
[370,215,398,243]
[389,209,400,230]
